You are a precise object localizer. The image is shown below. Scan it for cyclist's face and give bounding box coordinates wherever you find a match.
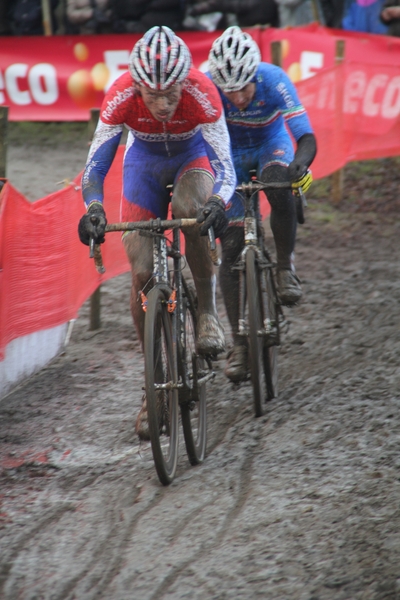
[224,83,256,111]
[139,84,183,122]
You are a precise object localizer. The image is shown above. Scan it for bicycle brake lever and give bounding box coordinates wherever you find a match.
[298,187,308,207]
[208,226,216,251]
[207,227,221,267]
[89,237,95,258]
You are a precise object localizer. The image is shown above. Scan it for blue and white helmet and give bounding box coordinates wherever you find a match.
[129,26,192,90]
[208,26,261,93]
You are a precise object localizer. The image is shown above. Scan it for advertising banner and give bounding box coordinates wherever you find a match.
[2,27,400,121]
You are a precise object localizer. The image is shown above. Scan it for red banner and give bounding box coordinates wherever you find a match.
[2,27,400,121]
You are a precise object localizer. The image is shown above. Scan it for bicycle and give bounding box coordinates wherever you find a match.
[231,178,305,417]
[90,218,216,485]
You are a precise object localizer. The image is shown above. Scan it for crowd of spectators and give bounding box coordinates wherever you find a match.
[0,0,397,37]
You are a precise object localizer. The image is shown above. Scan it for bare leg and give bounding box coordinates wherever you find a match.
[172,170,225,354]
[123,232,153,349]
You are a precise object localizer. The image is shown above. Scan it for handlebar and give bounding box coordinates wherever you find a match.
[89,217,220,274]
[235,180,293,195]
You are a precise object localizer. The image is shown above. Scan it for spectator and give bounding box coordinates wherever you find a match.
[274,0,316,26]
[112,0,185,33]
[185,0,279,30]
[319,0,346,26]
[342,0,389,33]
[380,0,400,35]
[8,0,59,35]
[65,0,113,34]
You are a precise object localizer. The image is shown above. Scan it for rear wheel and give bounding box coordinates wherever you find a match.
[180,284,207,465]
[246,248,266,418]
[144,286,179,485]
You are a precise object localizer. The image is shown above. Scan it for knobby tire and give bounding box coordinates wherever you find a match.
[263,269,279,400]
[144,286,179,485]
[180,284,207,465]
[246,248,266,417]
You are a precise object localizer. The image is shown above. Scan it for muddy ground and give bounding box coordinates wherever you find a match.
[1,124,400,600]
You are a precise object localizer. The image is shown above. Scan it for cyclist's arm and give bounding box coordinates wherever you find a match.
[200,114,237,206]
[82,120,123,208]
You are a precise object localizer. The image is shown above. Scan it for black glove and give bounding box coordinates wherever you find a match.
[288,133,317,182]
[196,196,228,238]
[288,158,308,183]
[78,202,107,246]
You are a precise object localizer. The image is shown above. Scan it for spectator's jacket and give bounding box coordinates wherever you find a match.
[342,0,388,33]
[380,0,400,35]
[82,69,236,207]
[207,62,313,152]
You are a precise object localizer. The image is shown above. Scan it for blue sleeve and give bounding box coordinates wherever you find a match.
[82,122,123,208]
[269,68,314,141]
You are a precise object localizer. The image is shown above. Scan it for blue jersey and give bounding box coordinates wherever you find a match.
[207,62,314,219]
[207,62,313,151]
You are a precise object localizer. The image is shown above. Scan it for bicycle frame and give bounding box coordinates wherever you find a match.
[235,187,282,346]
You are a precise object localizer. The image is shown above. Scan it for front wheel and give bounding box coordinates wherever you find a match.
[180,284,207,465]
[246,248,266,417]
[263,268,279,400]
[144,286,179,485]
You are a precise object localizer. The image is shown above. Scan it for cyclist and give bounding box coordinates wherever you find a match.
[206,26,317,383]
[78,26,235,438]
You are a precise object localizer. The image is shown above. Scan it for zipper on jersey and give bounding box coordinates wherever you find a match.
[163,122,171,157]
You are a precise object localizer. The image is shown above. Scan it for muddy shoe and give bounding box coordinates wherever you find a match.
[196,313,225,356]
[277,269,302,306]
[135,396,150,441]
[135,393,165,441]
[224,344,248,383]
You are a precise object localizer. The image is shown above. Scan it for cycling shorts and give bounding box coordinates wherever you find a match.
[120,141,215,222]
[227,134,294,221]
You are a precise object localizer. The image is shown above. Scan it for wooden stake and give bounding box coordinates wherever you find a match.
[0,106,8,179]
[270,41,283,68]
[331,40,346,205]
[88,108,102,331]
[41,0,53,35]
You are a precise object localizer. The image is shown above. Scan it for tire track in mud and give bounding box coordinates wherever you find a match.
[1,211,400,599]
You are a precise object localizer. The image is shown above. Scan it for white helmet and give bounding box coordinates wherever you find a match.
[129,26,192,90]
[208,26,261,93]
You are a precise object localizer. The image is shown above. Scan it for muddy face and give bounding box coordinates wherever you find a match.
[138,83,183,122]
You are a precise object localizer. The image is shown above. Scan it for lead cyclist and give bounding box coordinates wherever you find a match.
[77,26,236,440]
[206,26,317,384]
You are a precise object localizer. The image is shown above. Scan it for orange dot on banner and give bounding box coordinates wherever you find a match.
[287,62,302,83]
[281,39,290,59]
[67,69,97,109]
[74,42,89,62]
[91,63,110,91]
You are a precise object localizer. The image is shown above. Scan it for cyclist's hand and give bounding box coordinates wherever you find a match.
[78,202,107,246]
[196,196,228,238]
[289,161,313,196]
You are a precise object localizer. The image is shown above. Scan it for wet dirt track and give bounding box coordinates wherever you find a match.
[1,131,400,599]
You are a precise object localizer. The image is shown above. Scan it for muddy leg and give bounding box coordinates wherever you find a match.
[172,170,225,355]
[123,232,153,349]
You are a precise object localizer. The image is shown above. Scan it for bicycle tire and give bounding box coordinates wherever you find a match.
[144,285,179,485]
[263,268,279,400]
[180,284,207,465]
[246,248,266,418]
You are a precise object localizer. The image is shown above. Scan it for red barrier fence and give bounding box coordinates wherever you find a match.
[0,148,128,360]
[2,26,400,360]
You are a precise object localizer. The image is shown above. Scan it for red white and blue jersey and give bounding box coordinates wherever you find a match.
[82,68,236,214]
